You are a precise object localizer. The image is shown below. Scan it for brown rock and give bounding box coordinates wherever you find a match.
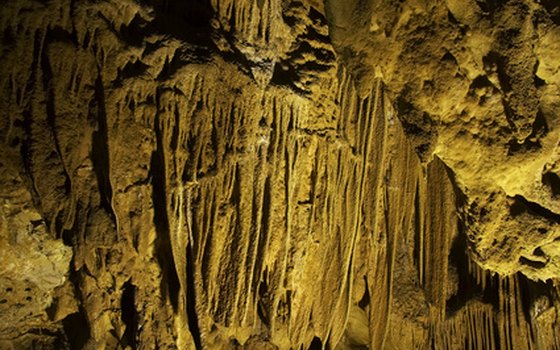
[0,0,559,348]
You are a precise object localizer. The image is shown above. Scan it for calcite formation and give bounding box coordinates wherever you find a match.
[0,0,558,349]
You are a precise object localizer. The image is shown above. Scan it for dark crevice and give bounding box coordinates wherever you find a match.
[271,61,308,95]
[117,60,150,81]
[45,26,78,46]
[210,123,219,160]
[542,171,560,197]
[475,0,501,14]
[282,14,298,28]
[531,111,549,138]
[61,201,87,246]
[119,13,148,47]
[445,229,478,315]
[308,336,323,350]
[257,269,270,326]
[286,289,293,319]
[519,256,547,269]
[358,276,370,309]
[447,10,459,24]
[96,11,146,49]
[121,281,138,349]
[228,0,238,33]
[151,0,214,48]
[441,51,458,64]
[469,75,495,93]
[509,195,560,223]
[1,26,15,52]
[157,51,188,81]
[541,0,560,24]
[299,27,332,47]
[533,60,546,88]
[395,96,431,136]
[62,313,90,350]
[91,74,116,224]
[62,267,91,349]
[309,6,328,26]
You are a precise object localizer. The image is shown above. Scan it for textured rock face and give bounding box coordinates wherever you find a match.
[326,0,560,281]
[0,0,559,349]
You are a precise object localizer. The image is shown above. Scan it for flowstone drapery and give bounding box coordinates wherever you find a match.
[0,0,559,348]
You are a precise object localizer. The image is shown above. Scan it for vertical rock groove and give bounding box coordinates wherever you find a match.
[91,74,115,220]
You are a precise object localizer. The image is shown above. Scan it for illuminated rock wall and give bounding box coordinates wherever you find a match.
[0,0,558,348]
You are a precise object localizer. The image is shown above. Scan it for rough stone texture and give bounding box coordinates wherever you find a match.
[0,0,558,349]
[326,0,560,281]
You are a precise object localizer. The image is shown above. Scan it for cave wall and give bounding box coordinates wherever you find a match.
[0,0,559,349]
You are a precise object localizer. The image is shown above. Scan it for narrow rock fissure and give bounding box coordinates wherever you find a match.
[91,74,116,223]
[120,281,138,349]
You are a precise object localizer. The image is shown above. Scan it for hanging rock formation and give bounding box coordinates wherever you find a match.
[0,0,559,349]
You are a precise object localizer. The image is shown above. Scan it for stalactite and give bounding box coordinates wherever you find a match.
[1,0,559,349]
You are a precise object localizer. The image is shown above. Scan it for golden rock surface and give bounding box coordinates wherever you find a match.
[0,0,558,348]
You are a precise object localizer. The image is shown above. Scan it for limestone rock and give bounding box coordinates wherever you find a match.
[0,0,559,348]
